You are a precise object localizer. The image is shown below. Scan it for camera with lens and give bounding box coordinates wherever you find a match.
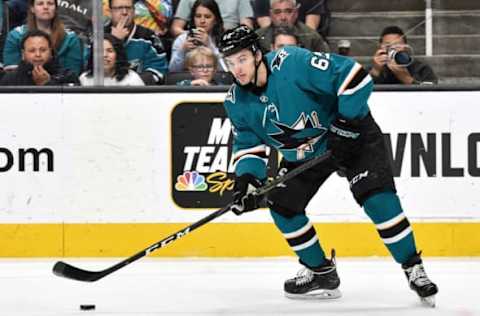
[386,46,413,66]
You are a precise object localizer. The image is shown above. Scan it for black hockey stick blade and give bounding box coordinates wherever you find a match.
[52,150,332,282]
[53,261,106,282]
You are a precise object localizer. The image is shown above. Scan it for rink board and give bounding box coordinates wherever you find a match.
[0,222,479,257]
[0,90,479,257]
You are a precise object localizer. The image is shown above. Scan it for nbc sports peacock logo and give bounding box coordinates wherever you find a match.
[175,171,208,192]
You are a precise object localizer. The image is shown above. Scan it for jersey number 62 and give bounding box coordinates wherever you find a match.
[311,52,330,71]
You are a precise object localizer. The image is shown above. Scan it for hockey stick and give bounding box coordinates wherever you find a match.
[52,150,332,282]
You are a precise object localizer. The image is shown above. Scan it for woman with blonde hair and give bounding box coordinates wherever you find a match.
[3,0,82,75]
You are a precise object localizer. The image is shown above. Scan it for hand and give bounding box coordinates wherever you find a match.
[231,174,264,215]
[192,27,209,46]
[32,65,51,85]
[327,117,364,166]
[370,48,388,77]
[183,36,198,51]
[111,17,130,40]
[190,79,210,86]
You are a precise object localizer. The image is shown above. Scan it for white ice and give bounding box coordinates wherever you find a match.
[0,257,478,316]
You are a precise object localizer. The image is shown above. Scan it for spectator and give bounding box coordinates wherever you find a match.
[176,45,217,86]
[337,39,351,56]
[369,25,437,84]
[103,0,173,36]
[0,1,3,33]
[80,33,144,86]
[168,0,225,72]
[170,0,253,38]
[271,25,298,51]
[256,0,329,54]
[105,0,168,85]
[0,29,79,85]
[3,0,83,75]
[1,1,4,64]
[253,0,329,34]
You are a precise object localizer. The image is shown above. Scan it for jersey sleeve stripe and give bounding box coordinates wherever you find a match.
[337,62,363,96]
[233,145,269,164]
[341,73,372,96]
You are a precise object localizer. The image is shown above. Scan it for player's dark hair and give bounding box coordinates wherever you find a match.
[21,29,53,50]
[189,0,224,46]
[380,25,408,43]
[271,26,299,45]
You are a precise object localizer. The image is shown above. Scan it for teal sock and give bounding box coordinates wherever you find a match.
[270,210,326,268]
[363,191,417,264]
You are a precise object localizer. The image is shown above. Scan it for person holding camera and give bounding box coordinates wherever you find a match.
[168,0,226,72]
[369,26,437,85]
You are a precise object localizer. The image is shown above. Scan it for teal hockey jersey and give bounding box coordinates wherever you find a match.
[223,46,373,180]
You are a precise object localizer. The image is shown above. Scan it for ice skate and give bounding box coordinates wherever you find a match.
[284,250,341,300]
[402,252,438,307]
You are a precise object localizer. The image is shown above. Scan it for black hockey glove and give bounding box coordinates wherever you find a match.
[231,174,265,215]
[327,117,364,165]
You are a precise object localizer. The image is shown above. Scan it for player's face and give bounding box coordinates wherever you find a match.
[103,39,117,76]
[189,55,216,83]
[31,0,56,23]
[22,36,52,67]
[110,0,135,27]
[272,34,298,50]
[194,5,216,33]
[270,0,298,27]
[224,49,258,85]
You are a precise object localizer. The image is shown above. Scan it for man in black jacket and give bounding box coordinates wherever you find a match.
[369,26,437,85]
[0,30,79,86]
[104,0,168,85]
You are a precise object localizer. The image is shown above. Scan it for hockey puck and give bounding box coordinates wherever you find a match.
[80,304,95,311]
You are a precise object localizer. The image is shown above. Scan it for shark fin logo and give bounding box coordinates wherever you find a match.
[271,49,290,71]
[225,85,236,103]
[268,112,327,160]
[175,171,208,191]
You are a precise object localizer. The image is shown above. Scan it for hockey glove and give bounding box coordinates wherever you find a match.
[327,117,364,165]
[231,174,264,215]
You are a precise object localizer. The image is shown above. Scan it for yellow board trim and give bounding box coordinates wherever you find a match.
[1,223,479,257]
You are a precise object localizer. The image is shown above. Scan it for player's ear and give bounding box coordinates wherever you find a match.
[255,49,262,63]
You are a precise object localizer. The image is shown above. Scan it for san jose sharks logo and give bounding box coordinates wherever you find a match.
[268,113,327,160]
[271,49,289,71]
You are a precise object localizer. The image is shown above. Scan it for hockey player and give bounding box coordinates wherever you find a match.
[218,25,438,306]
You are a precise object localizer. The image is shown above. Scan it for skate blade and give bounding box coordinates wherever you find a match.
[420,295,436,307]
[285,288,342,300]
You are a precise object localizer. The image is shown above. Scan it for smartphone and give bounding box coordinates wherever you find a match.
[188,28,202,46]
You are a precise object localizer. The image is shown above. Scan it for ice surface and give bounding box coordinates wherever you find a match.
[0,257,478,315]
